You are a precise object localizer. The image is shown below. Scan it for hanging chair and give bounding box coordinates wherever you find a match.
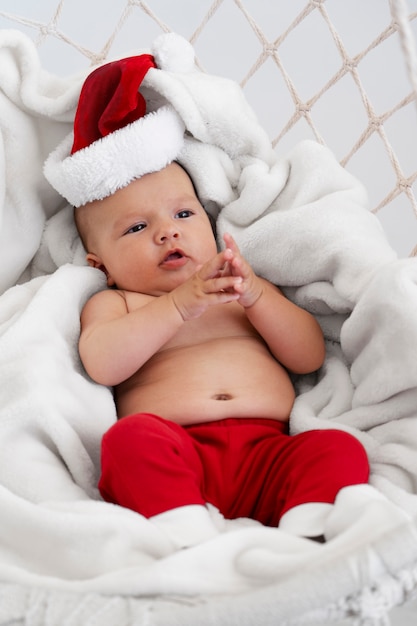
[0,1,417,624]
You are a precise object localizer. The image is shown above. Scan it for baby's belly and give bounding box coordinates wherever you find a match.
[115,337,296,425]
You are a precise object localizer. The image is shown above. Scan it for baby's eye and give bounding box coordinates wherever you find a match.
[176,209,193,219]
[125,223,146,235]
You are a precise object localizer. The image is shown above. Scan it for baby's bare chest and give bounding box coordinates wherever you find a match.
[164,301,259,349]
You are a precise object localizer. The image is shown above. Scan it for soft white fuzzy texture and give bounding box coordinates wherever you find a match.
[44,105,185,207]
[1,29,417,625]
[278,502,333,537]
[150,505,220,549]
[151,32,195,72]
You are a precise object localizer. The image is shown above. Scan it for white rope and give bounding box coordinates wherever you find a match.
[0,0,416,254]
[390,0,417,114]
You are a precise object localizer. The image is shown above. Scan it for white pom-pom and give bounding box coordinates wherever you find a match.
[152,32,195,73]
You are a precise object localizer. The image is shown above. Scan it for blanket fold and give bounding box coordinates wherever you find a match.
[0,29,86,294]
[0,28,417,618]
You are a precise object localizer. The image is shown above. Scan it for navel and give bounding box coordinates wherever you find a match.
[213,393,233,401]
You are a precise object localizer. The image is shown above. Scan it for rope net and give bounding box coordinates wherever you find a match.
[1,0,416,256]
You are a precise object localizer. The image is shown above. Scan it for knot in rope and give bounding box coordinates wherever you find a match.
[343,58,357,72]
[399,179,411,191]
[297,103,311,115]
[40,24,56,37]
[263,42,277,55]
[369,116,383,130]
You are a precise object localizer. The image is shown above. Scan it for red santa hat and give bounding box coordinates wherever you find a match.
[44,51,185,207]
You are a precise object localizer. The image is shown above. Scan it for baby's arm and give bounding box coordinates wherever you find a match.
[223,233,325,374]
[79,249,242,386]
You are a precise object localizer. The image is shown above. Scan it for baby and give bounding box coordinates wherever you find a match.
[76,161,369,548]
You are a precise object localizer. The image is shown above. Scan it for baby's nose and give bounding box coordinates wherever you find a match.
[157,225,179,242]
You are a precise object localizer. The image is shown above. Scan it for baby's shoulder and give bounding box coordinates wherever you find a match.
[86,286,125,305]
[118,289,154,312]
[82,288,154,323]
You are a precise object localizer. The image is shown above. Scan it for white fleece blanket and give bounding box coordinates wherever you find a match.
[1,29,417,623]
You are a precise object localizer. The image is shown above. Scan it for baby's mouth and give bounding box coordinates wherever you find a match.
[160,248,188,268]
[165,250,183,262]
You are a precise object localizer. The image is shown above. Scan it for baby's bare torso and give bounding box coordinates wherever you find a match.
[116,293,295,425]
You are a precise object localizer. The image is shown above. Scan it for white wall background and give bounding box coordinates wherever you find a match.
[0,0,416,259]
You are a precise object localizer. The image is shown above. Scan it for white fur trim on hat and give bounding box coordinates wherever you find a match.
[44,105,185,207]
[151,32,195,73]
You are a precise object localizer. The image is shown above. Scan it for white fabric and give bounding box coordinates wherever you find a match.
[323,484,409,540]
[279,502,333,537]
[44,105,185,207]
[150,505,220,549]
[0,29,417,622]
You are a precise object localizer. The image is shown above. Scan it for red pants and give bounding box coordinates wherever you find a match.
[99,414,369,527]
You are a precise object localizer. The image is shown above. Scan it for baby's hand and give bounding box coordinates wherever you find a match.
[221,233,263,308]
[170,249,243,321]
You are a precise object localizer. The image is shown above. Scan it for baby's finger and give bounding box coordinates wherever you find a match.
[205,275,242,294]
[223,232,240,254]
[197,249,233,280]
[230,253,249,277]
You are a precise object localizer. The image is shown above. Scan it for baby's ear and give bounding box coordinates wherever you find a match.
[86,253,115,287]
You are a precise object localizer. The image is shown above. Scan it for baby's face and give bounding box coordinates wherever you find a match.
[83,162,217,294]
